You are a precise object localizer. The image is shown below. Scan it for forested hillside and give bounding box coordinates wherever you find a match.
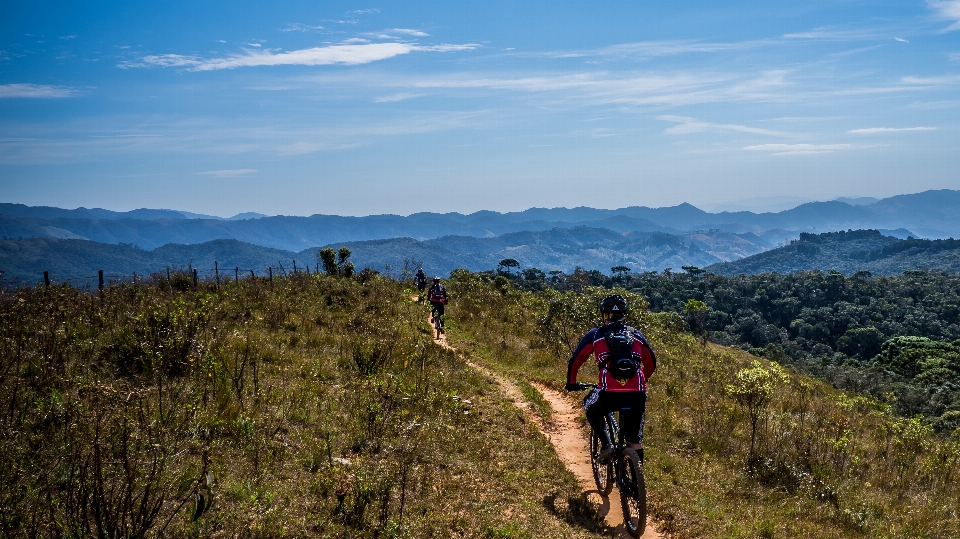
[614,267,960,429]
[709,230,960,275]
[4,269,960,537]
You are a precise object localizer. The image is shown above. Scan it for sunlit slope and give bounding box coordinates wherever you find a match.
[0,274,607,538]
[445,273,960,538]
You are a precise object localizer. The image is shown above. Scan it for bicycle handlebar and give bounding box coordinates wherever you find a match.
[568,382,597,391]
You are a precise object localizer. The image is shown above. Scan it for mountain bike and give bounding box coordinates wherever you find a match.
[430,307,444,339]
[572,382,646,537]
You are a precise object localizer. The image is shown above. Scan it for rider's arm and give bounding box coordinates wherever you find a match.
[632,331,656,381]
[566,328,597,385]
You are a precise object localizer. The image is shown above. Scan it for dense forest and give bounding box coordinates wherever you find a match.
[707,230,960,275]
[495,261,960,431]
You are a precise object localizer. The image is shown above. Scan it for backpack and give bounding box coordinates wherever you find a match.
[602,325,640,381]
[429,284,446,303]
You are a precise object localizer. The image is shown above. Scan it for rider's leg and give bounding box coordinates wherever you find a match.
[620,392,647,461]
[583,390,613,447]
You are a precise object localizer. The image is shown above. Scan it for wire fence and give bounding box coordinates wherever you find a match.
[0,259,328,290]
[1,258,421,290]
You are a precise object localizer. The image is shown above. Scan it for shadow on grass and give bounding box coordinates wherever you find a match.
[542,490,609,534]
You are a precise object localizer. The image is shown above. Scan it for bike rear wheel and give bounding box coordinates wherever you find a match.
[589,431,614,495]
[619,448,646,537]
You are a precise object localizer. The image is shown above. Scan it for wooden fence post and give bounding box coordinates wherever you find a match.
[98,270,104,291]
[43,271,49,286]
[215,261,220,285]
[293,260,297,274]
[235,267,239,281]
[269,267,273,284]
[193,268,198,288]
[250,269,255,279]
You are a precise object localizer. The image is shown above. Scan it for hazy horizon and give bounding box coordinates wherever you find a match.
[3,1,960,216]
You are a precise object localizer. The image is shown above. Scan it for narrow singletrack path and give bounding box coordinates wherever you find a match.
[428,311,663,538]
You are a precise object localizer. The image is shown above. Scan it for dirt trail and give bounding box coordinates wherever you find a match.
[429,312,663,538]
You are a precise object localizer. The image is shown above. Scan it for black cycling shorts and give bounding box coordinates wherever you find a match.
[583,389,647,445]
[430,301,445,317]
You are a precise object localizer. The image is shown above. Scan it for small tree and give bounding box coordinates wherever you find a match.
[497,258,520,275]
[318,247,355,277]
[611,265,631,283]
[521,267,545,282]
[727,360,788,466]
[684,298,709,346]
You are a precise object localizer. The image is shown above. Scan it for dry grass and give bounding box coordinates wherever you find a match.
[446,272,960,538]
[0,272,606,538]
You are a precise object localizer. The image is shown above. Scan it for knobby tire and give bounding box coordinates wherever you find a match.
[619,448,646,537]
[590,431,614,495]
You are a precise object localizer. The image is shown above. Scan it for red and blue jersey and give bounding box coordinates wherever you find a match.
[566,322,656,392]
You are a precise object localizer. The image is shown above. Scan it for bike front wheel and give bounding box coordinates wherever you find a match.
[619,448,646,537]
[589,431,614,495]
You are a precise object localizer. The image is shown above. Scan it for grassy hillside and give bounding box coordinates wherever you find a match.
[443,274,960,538]
[708,229,960,275]
[0,272,603,538]
[3,270,959,537]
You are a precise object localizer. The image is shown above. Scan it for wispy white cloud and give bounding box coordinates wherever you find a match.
[348,9,379,15]
[545,39,770,60]
[391,28,429,37]
[658,115,790,136]
[122,42,479,71]
[783,27,882,40]
[929,0,960,32]
[199,169,258,177]
[373,93,423,103]
[744,143,854,155]
[59,35,77,40]
[848,126,936,133]
[0,83,77,98]
[281,23,325,32]
[900,74,960,85]
[895,37,909,42]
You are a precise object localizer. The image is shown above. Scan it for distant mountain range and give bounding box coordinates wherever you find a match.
[2,190,958,254]
[2,190,959,284]
[0,227,772,285]
[707,230,960,276]
[5,228,960,286]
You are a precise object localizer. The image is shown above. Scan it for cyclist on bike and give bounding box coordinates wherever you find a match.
[415,268,427,293]
[428,276,448,333]
[566,295,656,464]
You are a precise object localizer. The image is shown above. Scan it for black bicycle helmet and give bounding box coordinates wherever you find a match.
[599,294,628,314]
[433,276,441,282]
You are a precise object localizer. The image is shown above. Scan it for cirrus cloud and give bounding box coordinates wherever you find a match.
[848,126,936,133]
[199,169,258,177]
[929,0,960,32]
[121,42,478,71]
[744,143,854,155]
[0,83,78,98]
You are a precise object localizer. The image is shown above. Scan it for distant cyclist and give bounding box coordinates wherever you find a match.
[428,276,448,333]
[415,268,428,294]
[566,295,656,464]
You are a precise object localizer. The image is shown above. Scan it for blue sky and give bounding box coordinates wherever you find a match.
[2,1,959,217]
